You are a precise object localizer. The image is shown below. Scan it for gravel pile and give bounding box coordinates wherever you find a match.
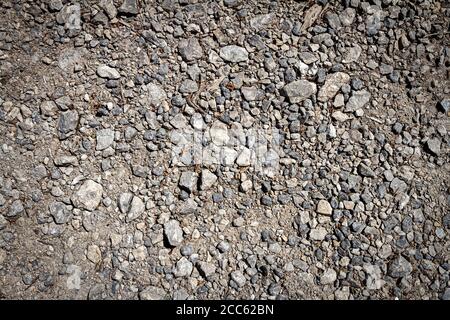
[0,0,449,300]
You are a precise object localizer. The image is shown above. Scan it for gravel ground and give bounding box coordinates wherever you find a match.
[0,0,449,300]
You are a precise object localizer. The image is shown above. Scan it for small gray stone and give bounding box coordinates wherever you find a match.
[320,268,337,285]
[66,265,81,290]
[442,288,450,300]
[126,196,145,222]
[58,110,79,139]
[96,129,114,150]
[390,178,408,194]
[48,0,63,12]
[56,4,81,37]
[358,163,376,177]
[230,270,246,287]
[282,80,317,103]
[217,241,230,253]
[388,256,412,278]
[178,38,203,62]
[236,148,252,166]
[179,171,198,193]
[118,193,133,214]
[97,65,120,80]
[241,86,259,101]
[250,13,275,30]
[72,180,103,211]
[318,72,350,102]
[310,227,327,241]
[49,201,72,224]
[426,138,441,156]
[197,261,216,278]
[317,200,332,215]
[118,0,138,15]
[366,9,384,36]
[179,79,198,93]
[173,257,193,278]
[170,113,187,129]
[0,215,7,230]
[164,220,183,247]
[100,0,117,19]
[40,101,58,117]
[219,45,248,63]
[8,200,24,218]
[147,83,167,106]
[86,244,102,264]
[178,198,199,215]
[344,90,371,112]
[200,169,217,191]
[54,155,78,167]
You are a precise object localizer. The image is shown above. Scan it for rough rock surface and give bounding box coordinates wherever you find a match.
[0,0,448,301]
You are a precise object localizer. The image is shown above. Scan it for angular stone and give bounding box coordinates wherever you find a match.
[318,72,350,102]
[344,90,371,112]
[177,198,199,215]
[49,201,72,224]
[317,200,332,215]
[178,38,203,62]
[66,265,81,290]
[200,169,217,191]
[56,4,81,37]
[240,180,253,193]
[58,110,79,139]
[40,101,58,117]
[147,83,167,106]
[118,0,138,15]
[219,45,248,63]
[8,200,24,218]
[230,270,246,287]
[164,220,183,247]
[388,256,412,278]
[309,227,327,241]
[236,148,252,166]
[320,268,337,285]
[241,86,259,101]
[54,155,78,167]
[118,193,133,214]
[179,171,198,193]
[100,0,117,19]
[250,13,275,30]
[72,180,103,211]
[86,244,102,264]
[197,261,216,279]
[282,80,317,103]
[170,113,187,129]
[210,121,229,146]
[332,111,350,122]
[96,128,114,151]
[173,257,193,278]
[179,79,198,93]
[426,138,441,156]
[358,163,376,177]
[342,45,362,64]
[126,196,145,222]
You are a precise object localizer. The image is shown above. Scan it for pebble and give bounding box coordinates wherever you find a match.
[97,65,121,79]
[282,80,317,103]
[71,180,103,211]
[164,220,184,247]
[219,45,249,63]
